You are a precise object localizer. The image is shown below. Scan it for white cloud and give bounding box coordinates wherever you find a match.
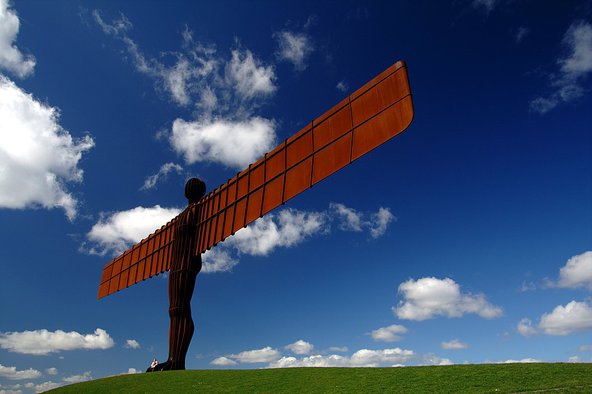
[97,13,277,111]
[285,340,314,355]
[33,381,62,393]
[329,203,395,238]
[336,81,348,93]
[555,251,592,290]
[45,368,57,376]
[369,207,395,238]
[274,31,313,71]
[124,339,140,349]
[62,371,92,384]
[472,0,497,14]
[225,49,277,99]
[441,339,469,350]
[530,21,592,113]
[202,203,391,272]
[327,346,348,353]
[0,77,94,220]
[201,249,239,274]
[93,11,218,108]
[210,357,237,366]
[85,205,181,256]
[0,0,36,78]
[370,324,408,342]
[501,358,541,364]
[0,364,41,380]
[394,277,503,321]
[227,347,281,364]
[331,203,363,232]
[569,355,581,363]
[539,300,592,335]
[516,27,529,44]
[419,354,453,366]
[225,208,327,256]
[92,10,131,36]
[169,117,277,169]
[0,328,114,355]
[141,162,183,191]
[268,348,415,368]
[580,344,592,352]
[517,318,538,337]
[124,368,141,374]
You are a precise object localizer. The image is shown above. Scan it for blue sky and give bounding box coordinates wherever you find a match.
[1,0,591,391]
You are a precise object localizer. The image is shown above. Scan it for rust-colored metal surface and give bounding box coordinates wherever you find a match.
[98,60,414,299]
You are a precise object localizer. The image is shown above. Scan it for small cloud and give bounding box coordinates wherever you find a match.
[370,325,408,342]
[0,364,42,380]
[45,368,58,376]
[394,277,503,321]
[210,356,237,366]
[519,281,537,292]
[440,339,469,350]
[568,355,581,363]
[539,300,592,335]
[472,0,497,14]
[140,163,184,191]
[274,30,314,71]
[579,344,592,352]
[530,21,592,113]
[336,81,348,93]
[517,318,538,337]
[501,358,541,364]
[62,371,93,384]
[327,346,348,353]
[285,340,314,355]
[552,251,592,290]
[227,347,281,364]
[124,339,140,349]
[516,26,529,44]
[170,117,277,169]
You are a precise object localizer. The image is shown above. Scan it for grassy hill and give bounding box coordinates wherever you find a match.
[48,363,592,393]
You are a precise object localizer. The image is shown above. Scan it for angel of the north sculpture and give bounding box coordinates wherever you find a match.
[98,60,414,371]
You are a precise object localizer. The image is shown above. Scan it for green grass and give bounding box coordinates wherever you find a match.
[48,363,592,393]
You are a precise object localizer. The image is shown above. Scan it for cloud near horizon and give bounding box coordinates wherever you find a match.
[0,328,114,355]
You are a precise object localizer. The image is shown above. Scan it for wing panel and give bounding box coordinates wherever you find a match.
[246,188,263,224]
[262,174,284,216]
[312,132,353,185]
[284,157,312,202]
[351,95,413,161]
[287,127,313,168]
[313,103,352,150]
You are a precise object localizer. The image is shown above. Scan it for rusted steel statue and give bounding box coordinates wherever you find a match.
[98,60,415,371]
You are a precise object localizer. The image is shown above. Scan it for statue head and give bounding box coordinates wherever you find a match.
[184,178,206,204]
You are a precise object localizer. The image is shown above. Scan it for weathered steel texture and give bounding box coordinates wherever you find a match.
[98,60,414,299]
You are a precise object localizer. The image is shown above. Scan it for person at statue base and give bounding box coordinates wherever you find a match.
[146,358,158,372]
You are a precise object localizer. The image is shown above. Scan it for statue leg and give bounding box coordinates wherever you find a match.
[154,258,200,371]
